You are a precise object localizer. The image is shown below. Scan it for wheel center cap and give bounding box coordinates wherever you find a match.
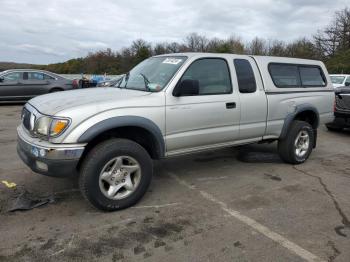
[114,170,125,181]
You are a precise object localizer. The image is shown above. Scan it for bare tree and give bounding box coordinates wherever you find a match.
[166,42,182,53]
[248,37,268,55]
[313,8,350,58]
[267,40,286,56]
[184,33,209,52]
[285,38,318,59]
[153,43,167,55]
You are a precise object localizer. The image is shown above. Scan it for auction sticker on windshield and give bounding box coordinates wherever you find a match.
[163,58,183,65]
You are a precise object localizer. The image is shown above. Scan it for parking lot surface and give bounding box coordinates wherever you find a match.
[0,105,350,262]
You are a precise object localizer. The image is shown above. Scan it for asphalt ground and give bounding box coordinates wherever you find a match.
[0,104,349,262]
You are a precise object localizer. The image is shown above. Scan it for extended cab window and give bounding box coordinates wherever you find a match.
[234,59,256,93]
[181,58,232,95]
[269,63,326,88]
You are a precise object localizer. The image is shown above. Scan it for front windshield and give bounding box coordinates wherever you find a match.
[330,76,345,84]
[119,56,187,92]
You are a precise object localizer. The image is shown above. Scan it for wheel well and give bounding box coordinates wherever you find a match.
[294,110,318,129]
[77,126,161,170]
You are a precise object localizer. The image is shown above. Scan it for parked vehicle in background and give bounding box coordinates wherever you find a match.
[326,87,350,131]
[17,53,334,211]
[96,76,123,87]
[330,74,350,88]
[0,69,79,102]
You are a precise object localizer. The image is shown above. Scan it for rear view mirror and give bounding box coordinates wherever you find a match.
[173,79,199,97]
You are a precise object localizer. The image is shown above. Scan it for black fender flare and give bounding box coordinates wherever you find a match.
[78,116,165,158]
[280,104,320,140]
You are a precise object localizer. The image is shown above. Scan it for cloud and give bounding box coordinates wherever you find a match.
[14,44,66,56]
[75,41,108,50]
[0,0,348,64]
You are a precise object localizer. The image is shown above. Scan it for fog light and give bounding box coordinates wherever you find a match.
[39,148,46,157]
[31,146,39,157]
[36,161,48,171]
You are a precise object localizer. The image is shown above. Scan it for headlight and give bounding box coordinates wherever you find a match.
[34,116,51,136]
[34,116,70,137]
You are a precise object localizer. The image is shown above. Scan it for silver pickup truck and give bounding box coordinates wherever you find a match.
[17,53,334,211]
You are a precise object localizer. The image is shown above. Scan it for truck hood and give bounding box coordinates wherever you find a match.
[28,88,151,115]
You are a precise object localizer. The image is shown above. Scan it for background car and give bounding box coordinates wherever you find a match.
[96,76,123,87]
[0,69,79,102]
[330,74,350,88]
[326,87,350,131]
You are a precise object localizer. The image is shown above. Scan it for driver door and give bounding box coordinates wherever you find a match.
[165,57,240,155]
[21,72,52,96]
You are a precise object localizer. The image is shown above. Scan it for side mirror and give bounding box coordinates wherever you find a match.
[345,82,350,86]
[173,79,199,97]
[0,77,4,82]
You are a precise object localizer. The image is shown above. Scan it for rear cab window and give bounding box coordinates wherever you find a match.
[268,63,326,88]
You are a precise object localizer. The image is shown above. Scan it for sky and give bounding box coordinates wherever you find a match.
[0,0,348,64]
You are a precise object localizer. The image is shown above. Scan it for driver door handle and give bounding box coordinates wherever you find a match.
[226,102,236,109]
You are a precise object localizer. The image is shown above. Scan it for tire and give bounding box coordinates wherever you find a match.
[278,120,314,164]
[326,124,343,132]
[79,138,153,211]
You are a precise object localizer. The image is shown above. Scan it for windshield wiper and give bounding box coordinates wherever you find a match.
[139,73,151,92]
[119,72,130,89]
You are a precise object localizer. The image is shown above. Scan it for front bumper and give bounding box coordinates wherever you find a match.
[17,126,86,177]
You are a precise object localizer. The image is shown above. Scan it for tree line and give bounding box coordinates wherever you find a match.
[16,8,350,74]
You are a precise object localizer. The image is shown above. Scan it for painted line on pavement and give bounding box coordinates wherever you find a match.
[168,172,325,262]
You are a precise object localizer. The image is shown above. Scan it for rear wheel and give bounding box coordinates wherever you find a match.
[278,120,314,164]
[79,138,153,211]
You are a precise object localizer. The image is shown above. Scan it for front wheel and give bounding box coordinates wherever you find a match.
[79,138,153,211]
[278,121,314,164]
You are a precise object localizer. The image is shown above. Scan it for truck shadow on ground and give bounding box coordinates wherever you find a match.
[236,144,282,163]
[192,143,282,164]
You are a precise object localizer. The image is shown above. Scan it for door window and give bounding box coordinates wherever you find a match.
[28,72,45,80]
[180,58,232,95]
[2,72,21,82]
